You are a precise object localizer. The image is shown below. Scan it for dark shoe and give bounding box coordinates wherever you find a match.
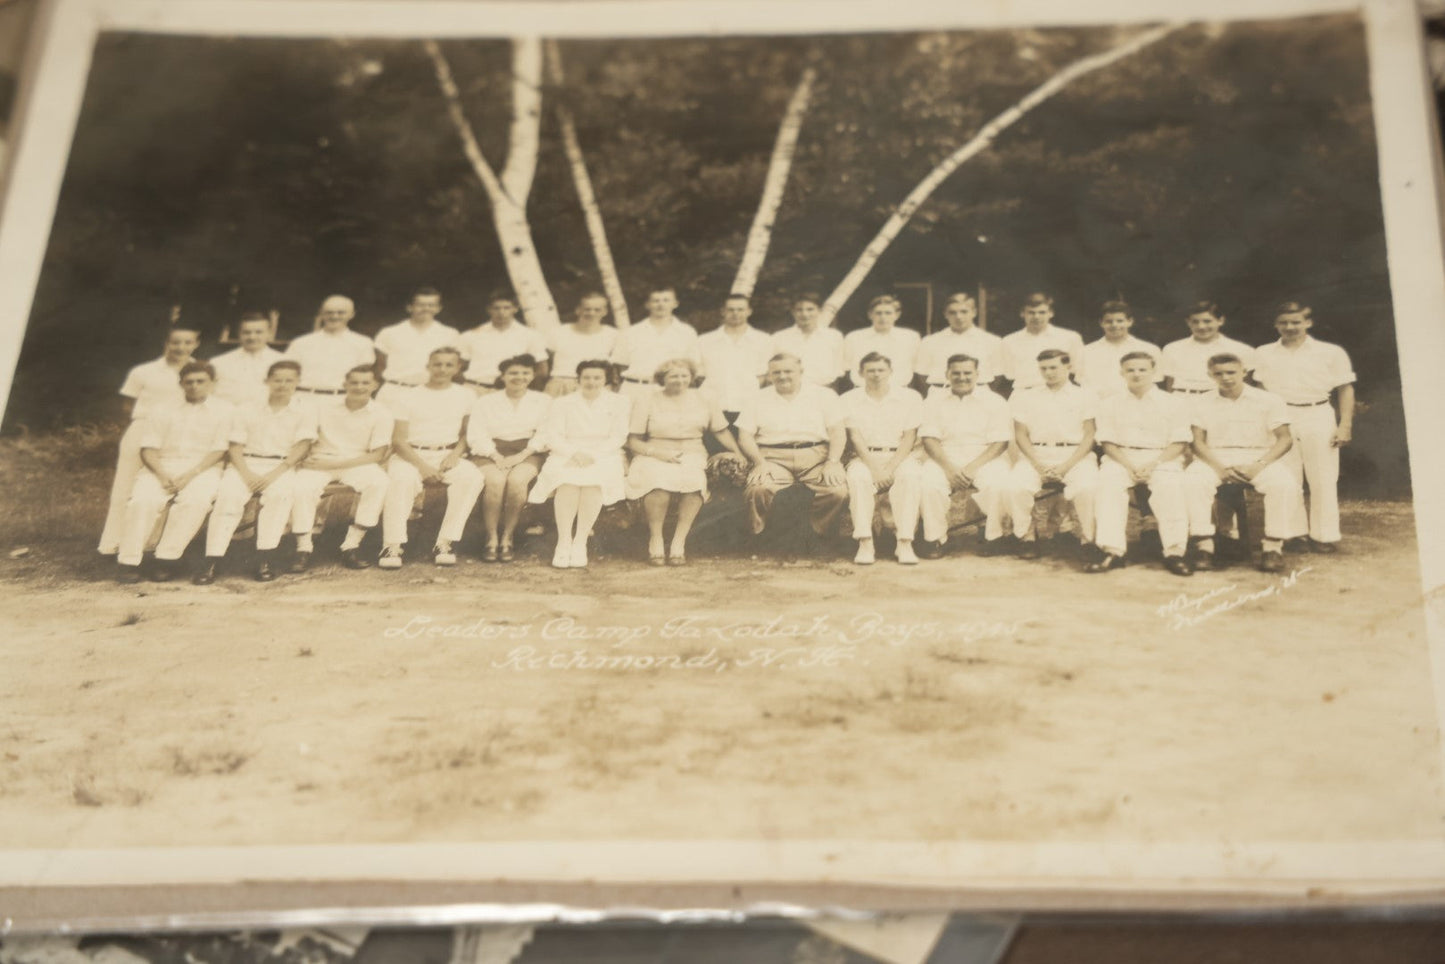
[1307,539,1339,555]
[916,539,946,560]
[1084,552,1124,574]
[482,544,500,563]
[1283,537,1311,553]
[1017,540,1042,560]
[977,537,1011,557]
[340,548,370,570]
[498,544,515,563]
[1192,550,1216,572]
[1164,555,1194,577]
[191,562,217,586]
[150,560,177,582]
[117,565,143,585]
[1259,550,1286,573]
[289,552,312,574]
[255,560,276,582]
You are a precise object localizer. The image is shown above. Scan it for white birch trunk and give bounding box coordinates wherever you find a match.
[732,66,816,299]
[821,23,1183,324]
[425,39,563,333]
[545,39,632,328]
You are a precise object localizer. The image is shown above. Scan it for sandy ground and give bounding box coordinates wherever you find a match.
[0,501,1439,852]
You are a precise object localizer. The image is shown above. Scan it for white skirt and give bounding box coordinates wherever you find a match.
[529,450,627,505]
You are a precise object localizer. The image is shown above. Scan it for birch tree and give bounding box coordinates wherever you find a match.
[544,39,631,327]
[820,23,1185,324]
[731,66,816,299]
[426,39,562,333]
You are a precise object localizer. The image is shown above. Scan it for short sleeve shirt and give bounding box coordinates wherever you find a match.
[1252,336,1356,404]
[1191,385,1290,450]
[391,384,475,447]
[919,389,1013,448]
[770,325,845,387]
[698,326,774,411]
[736,384,845,445]
[210,347,286,407]
[1160,335,1257,392]
[312,398,394,459]
[548,324,620,379]
[1009,383,1098,446]
[1096,387,1192,448]
[374,320,463,387]
[630,389,727,439]
[458,323,549,386]
[611,318,703,381]
[140,397,234,459]
[1079,336,1163,398]
[844,327,921,387]
[841,386,924,449]
[1000,326,1087,390]
[229,396,319,457]
[915,327,1005,386]
[465,390,551,456]
[285,329,377,392]
[119,357,187,421]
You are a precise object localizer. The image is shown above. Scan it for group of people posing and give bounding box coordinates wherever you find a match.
[97,284,1356,583]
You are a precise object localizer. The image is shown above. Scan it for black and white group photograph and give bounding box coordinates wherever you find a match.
[0,0,1442,913]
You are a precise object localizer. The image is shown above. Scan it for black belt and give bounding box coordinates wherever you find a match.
[623,376,652,385]
[1173,388,1212,394]
[464,378,497,387]
[1287,400,1330,407]
[1115,444,1168,450]
[298,387,344,395]
[242,453,286,459]
[1036,441,1081,447]
[385,380,422,389]
[412,443,456,451]
[760,440,825,450]
[864,446,899,452]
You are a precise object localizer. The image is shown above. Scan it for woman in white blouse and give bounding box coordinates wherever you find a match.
[624,358,737,565]
[529,359,631,568]
[466,354,551,563]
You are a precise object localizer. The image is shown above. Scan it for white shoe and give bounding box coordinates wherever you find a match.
[378,545,403,570]
[552,540,572,569]
[570,541,589,568]
[896,541,919,565]
[854,540,875,565]
[432,541,456,566]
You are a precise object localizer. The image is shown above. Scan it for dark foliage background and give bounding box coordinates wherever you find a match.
[1,14,1408,494]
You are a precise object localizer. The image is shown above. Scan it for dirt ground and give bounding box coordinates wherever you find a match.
[0,495,1439,858]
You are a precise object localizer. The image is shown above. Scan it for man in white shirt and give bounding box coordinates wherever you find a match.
[915,291,1005,395]
[1079,300,1162,399]
[196,360,317,584]
[458,291,549,393]
[116,361,231,583]
[1160,300,1256,395]
[1252,300,1356,552]
[1183,353,1302,574]
[734,353,848,544]
[379,347,484,569]
[546,292,619,397]
[698,294,772,422]
[1000,292,1086,392]
[771,292,846,390]
[1005,349,1099,561]
[289,365,394,572]
[611,286,702,401]
[99,326,199,556]
[843,294,920,389]
[1089,352,1193,576]
[374,286,462,407]
[917,354,1013,557]
[841,352,924,565]
[211,312,285,407]
[285,294,377,397]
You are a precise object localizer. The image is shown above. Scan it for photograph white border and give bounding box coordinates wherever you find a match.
[0,0,1442,911]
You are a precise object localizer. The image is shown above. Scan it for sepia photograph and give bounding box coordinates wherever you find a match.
[0,0,1442,920]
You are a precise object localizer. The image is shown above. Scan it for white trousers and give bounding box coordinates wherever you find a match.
[1006,450,1098,543]
[205,457,297,556]
[1095,453,1187,556]
[99,420,145,553]
[118,458,223,566]
[292,464,390,534]
[918,452,1012,543]
[846,455,923,540]
[1282,403,1342,543]
[1183,451,1305,542]
[382,454,484,547]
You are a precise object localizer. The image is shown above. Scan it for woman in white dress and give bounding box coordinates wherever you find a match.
[529,359,631,568]
[624,358,738,565]
[466,354,551,563]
